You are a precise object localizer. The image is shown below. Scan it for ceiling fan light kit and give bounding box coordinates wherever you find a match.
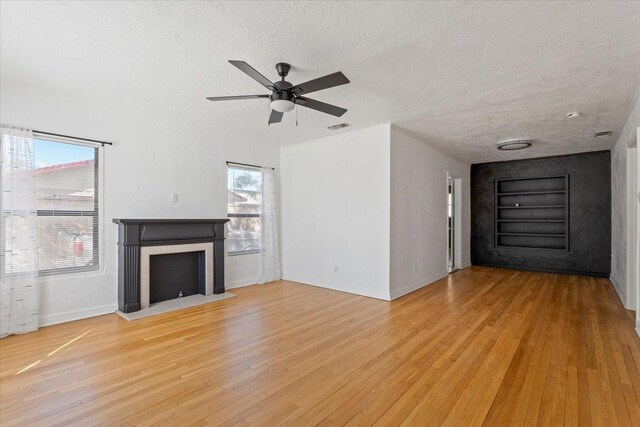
[207,60,350,125]
[270,91,295,113]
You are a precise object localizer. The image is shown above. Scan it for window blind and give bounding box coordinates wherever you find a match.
[227,164,262,255]
[33,135,99,274]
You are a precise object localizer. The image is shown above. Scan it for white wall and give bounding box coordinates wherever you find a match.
[389,126,470,299]
[628,147,637,313]
[637,127,640,335]
[611,87,640,318]
[280,125,391,300]
[0,81,279,326]
[611,130,628,304]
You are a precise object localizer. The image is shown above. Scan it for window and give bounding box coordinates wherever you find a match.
[34,136,99,274]
[227,165,262,255]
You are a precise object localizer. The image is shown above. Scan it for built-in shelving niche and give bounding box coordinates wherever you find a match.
[495,175,569,250]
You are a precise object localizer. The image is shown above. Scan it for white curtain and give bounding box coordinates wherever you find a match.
[1,125,39,338]
[258,168,281,284]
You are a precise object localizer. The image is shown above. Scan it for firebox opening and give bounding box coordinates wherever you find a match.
[149,251,205,304]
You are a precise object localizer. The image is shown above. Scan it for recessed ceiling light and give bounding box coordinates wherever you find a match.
[497,139,533,151]
[594,130,612,138]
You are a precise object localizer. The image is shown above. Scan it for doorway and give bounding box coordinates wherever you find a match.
[448,177,455,273]
[448,175,462,274]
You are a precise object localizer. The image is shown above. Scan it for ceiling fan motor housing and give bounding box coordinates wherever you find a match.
[271,90,294,103]
[274,80,293,91]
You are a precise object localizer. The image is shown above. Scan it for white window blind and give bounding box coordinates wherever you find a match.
[227,165,262,255]
[33,136,99,274]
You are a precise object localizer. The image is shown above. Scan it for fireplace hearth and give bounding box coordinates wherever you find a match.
[113,219,229,313]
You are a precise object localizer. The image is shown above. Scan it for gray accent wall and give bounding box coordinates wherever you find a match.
[471,151,611,277]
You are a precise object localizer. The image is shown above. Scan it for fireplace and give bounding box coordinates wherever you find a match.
[113,219,229,313]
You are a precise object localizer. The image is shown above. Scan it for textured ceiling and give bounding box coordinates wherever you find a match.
[1,1,639,164]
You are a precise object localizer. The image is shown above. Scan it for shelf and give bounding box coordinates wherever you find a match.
[497,190,565,196]
[497,233,565,237]
[498,175,567,182]
[495,244,567,251]
[497,219,565,223]
[497,205,565,209]
[495,175,569,251]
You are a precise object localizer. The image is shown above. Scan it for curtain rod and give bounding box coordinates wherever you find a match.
[226,161,274,170]
[33,130,113,147]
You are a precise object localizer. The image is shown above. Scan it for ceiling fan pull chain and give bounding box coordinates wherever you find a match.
[295,103,298,127]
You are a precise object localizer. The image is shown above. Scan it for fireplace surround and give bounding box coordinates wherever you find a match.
[113,218,229,313]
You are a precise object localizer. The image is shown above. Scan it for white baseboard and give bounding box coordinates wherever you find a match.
[39,303,117,327]
[38,279,260,327]
[283,274,390,301]
[225,278,259,290]
[609,274,629,308]
[390,270,449,300]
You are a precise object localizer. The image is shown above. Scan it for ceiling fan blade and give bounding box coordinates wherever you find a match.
[206,95,270,101]
[268,109,283,124]
[295,96,347,117]
[290,72,350,95]
[229,60,278,92]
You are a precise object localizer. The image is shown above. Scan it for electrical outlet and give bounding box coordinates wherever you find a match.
[334,266,339,273]
[413,265,418,272]
[171,193,178,203]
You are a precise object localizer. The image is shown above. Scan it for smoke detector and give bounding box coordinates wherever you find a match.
[566,112,580,119]
[328,123,350,130]
[497,139,533,151]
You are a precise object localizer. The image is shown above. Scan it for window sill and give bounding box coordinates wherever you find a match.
[39,264,100,277]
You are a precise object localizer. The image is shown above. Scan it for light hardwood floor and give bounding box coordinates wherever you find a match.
[1,267,639,426]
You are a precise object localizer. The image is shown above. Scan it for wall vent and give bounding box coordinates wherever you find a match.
[327,123,350,130]
[594,130,612,138]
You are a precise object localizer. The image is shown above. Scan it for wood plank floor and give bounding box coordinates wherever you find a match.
[1,266,639,426]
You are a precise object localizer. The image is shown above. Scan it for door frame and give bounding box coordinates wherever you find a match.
[447,174,463,273]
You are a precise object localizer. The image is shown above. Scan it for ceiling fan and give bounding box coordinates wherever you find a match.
[207,61,350,125]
